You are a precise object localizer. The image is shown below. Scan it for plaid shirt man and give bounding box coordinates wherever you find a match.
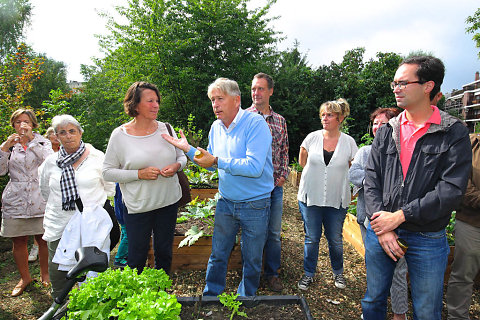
[246,105,289,186]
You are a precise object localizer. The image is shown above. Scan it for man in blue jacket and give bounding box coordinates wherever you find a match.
[362,56,471,320]
[162,77,274,297]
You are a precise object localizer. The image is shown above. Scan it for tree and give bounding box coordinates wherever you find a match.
[78,0,281,150]
[466,8,480,59]
[0,0,31,61]
[24,53,69,109]
[0,43,43,141]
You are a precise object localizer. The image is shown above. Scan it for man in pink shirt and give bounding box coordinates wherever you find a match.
[362,56,471,320]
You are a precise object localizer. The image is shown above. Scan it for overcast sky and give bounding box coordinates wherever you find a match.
[25,0,480,93]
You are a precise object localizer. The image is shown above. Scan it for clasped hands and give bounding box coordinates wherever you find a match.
[161,129,216,168]
[370,209,405,262]
[138,163,181,180]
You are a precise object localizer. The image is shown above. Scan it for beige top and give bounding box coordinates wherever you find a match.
[102,121,187,214]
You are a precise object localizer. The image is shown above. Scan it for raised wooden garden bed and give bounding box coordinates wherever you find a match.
[342,213,364,257]
[147,235,242,271]
[178,295,314,320]
[190,188,219,201]
[289,170,302,187]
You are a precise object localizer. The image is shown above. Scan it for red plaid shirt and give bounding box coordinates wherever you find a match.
[246,105,289,186]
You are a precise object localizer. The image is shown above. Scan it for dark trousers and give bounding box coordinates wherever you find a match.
[123,203,177,274]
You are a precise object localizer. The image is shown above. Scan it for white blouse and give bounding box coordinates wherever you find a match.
[39,144,115,242]
[297,130,358,209]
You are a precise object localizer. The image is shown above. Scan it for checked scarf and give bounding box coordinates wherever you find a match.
[56,141,86,211]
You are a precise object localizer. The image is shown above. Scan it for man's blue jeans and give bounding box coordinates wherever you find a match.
[299,201,347,277]
[264,186,283,278]
[362,224,449,320]
[203,196,270,297]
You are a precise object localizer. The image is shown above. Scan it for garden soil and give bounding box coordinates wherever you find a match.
[1,182,480,319]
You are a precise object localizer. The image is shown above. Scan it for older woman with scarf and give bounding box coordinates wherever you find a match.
[39,114,115,300]
[0,109,52,296]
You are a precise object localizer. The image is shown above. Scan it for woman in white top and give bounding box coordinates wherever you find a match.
[0,109,52,296]
[39,115,115,299]
[103,81,187,274]
[296,98,357,291]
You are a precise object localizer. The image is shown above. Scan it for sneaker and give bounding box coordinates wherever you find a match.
[28,245,39,262]
[334,273,346,289]
[267,276,283,292]
[297,274,314,290]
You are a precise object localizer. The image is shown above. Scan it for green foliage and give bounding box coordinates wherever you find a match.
[446,211,456,246]
[466,8,480,59]
[23,54,69,110]
[78,0,280,151]
[178,193,219,247]
[37,89,78,132]
[218,292,247,320]
[185,162,218,187]
[0,43,44,142]
[0,0,31,61]
[66,266,181,320]
[347,196,358,216]
[289,157,303,172]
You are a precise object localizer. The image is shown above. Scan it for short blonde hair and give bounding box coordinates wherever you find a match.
[10,109,38,129]
[319,98,350,120]
[44,126,56,138]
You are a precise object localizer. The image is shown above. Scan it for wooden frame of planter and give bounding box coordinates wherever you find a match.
[147,235,242,271]
[178,295,314,320]
[190,188,219,201]
[342,213,365,257]
[289,169,302,187]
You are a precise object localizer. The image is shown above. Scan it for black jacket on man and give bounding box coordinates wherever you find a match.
[364,110,471,232]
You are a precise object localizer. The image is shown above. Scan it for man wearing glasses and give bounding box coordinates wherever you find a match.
[361,56,471,320]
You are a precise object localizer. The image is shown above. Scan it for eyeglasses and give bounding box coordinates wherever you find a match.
[57,129,79,136]
[390,80,425,90]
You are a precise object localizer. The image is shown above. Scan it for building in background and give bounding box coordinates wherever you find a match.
[445,72,480,132]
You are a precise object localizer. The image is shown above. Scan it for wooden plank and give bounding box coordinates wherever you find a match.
[342,213,365,257]
[190,188,218,201]
[147,235,242,271]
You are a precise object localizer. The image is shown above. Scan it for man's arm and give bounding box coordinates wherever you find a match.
[400,126,471,225]
[364,133,386,220]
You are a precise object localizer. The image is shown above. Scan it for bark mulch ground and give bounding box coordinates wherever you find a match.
[1,182,479,319]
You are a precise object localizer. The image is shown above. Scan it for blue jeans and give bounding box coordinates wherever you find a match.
[299,201,347,277]
[203,196,270,297]
[362,224,449,320]
[263,186,283,277]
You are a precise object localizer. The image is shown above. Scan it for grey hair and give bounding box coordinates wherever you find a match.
[51,115,84,134]
[207,78,241,100]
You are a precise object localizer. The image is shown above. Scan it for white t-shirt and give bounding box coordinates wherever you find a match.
[297,130,358,209]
